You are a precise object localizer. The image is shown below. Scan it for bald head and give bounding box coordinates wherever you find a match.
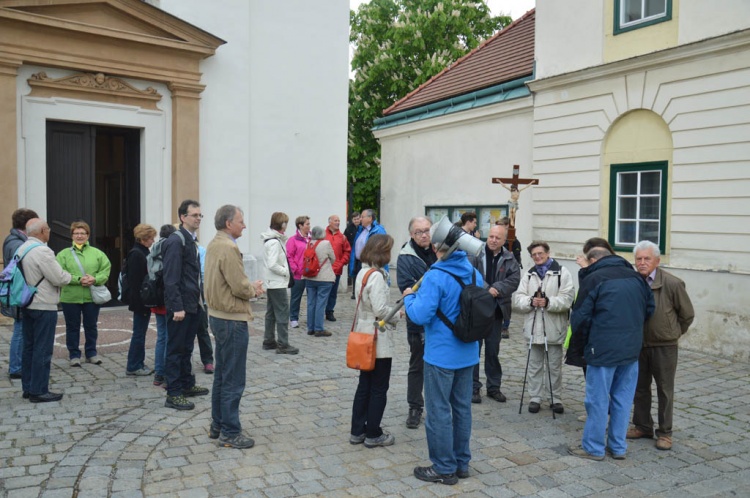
[26,218,49,242]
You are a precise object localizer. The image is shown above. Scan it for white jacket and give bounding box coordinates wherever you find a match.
[353,264,398,359]
[261,229,290,290]
[512,259,574,345]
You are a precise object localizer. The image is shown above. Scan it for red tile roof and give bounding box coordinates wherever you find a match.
[383,8,535,116]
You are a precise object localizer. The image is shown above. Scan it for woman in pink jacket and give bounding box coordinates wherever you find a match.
[286,215,310,328]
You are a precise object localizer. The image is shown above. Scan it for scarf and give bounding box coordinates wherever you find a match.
[410,239,437,267]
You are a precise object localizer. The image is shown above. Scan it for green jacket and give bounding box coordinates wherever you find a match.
[56,243,112,304]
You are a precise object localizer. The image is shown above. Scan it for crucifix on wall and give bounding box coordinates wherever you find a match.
[492,164,539,248]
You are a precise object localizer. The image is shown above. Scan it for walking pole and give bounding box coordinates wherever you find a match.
[540,305,556,420]
[518,307,537,414]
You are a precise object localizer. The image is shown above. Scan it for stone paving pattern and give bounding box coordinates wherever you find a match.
[1,278,749,497]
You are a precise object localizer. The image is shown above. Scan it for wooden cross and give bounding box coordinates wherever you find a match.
[492,164,539,251]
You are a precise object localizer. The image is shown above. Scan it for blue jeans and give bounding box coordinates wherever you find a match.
[351,358,392,438]
[8,318,23,374]
[62,302,101,359]
[126,311,151,372]
[154,314,167,377]
[166,309,199,396]
[582,361,639,457]
[305,280,332,332]
[210,316,248,437]
[289,278,306,321]
[21,309,58,395]
[424,362,473,475]
[325,274,341,313]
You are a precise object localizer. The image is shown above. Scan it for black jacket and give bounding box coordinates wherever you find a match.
[344,222,358,251]
[162,226,201,314]
[126,243,150,315]
[569,255,654,367]
[397,240,433,335]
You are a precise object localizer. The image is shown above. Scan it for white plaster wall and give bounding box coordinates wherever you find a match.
[534,1,604,79]
[678,0,750,45]
[159,0,350,256]
[377,99,535,268]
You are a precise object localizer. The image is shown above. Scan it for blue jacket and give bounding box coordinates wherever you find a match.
[570,255,655,367]
[403,251,481,370]
[162,226,201,314]
[349,220,387,276]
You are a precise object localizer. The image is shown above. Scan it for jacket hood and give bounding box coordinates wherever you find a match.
[590,254,634,272]
[261,229,287,243]
[433,250,475,280]
[399,239,419,257]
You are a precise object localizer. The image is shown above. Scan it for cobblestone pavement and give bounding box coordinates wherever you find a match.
[1,281,749,497]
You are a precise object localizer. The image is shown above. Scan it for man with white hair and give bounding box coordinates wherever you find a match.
[627,240,694,451]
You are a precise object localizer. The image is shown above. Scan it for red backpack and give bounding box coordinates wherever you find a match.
[302,240,322,278]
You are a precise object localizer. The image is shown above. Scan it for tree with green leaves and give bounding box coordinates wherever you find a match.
[348,0,511,212]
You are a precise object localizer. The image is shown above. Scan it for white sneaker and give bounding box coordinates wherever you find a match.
[70,358,81,367]
[290,321,299,328]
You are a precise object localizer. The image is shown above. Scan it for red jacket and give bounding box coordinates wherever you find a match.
[325,227,351,276]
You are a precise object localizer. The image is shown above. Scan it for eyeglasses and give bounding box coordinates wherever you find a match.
[413,229,431,237]
[531,252,547,258]
[186,214,204,219]
[72,232,88,236]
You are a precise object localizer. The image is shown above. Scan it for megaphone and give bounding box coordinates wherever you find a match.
[431,216,485,257]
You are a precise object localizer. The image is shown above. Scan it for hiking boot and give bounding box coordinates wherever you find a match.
[314,330,332,337]
[488,390,507,403]
[70,358,81,367]
[290,320,299,328]
[471,390,482,404]
[364,432,395,448]
[218,433,255,449]
[86,356,102,365]
[126,367,154,376]
[656,436,672,450]
[501,328,510,339]
[406,408,422,429]
[182,385,209,397]
[165,395,194,410]
[209,423,220,440]
[325,312,337,322]
[626,427,654,439]
[413,466,458,485]
[153,374,166,387]
[528,402,541,413]
[568,445,604,461]
[276,344,299,355]
[349,433,366,445]
[203,363,214,374]
[551,403,564,414]
[262,340,278,350]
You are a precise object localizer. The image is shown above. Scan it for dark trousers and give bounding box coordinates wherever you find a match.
[21,309,57,396]
[264,288,290,347]
[289,278,306,321]
[196,304,214,365]
[473,320,502,392]
[632,345,678,437]
[62,302,100,359]
[351,260,362,297]
[351,358,392,439]
[210,316,248,437]
[166,309,200,396]
[126,310,151,372]
[326,274,341,313]
[407,332,424,410]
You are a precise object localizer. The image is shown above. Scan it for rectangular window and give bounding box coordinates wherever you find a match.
[608,161,668,253]
[614,0,671,34]
[425,205,508,240]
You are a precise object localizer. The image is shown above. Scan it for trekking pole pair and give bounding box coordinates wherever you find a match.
[518,290,556,419]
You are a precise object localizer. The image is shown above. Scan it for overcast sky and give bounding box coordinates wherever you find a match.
[349,0,535,20]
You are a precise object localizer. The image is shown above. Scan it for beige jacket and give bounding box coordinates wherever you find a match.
[303,239,336,283]
[204,231,256,322]
[18,237,72,311]
[353,265,398,359]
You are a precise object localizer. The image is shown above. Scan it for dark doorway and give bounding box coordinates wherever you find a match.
[46,121,141,303]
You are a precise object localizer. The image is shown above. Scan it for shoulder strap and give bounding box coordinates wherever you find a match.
[432,267,473,330]
[16,243,42,261]
[350,268,378,333]
[70,247,87,276]
[175,231,186,246]
[17,243,45,287]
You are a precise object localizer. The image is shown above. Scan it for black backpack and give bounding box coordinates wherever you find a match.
[140,232,185,308]
[434,267,496,343]
[117,255,130,304]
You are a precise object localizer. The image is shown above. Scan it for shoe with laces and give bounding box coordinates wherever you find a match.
[209,423,220,440]
[276,344,299,355]
[70,358,81,367]
[606,448,626,460]
[165,394,194,410]
[488,390,507,403]
[406,408,422,429]
[326,312,337,322]
[656,436,672,450]
[219,433,255,449]
[182,385,209,397]
[262,340,278,350]
[626,427,654,439]
[471,390,482,404]
[86,356,102,365]
[203,363,214,374]
[314,330,332,337]
[364,432,395,448]
[126,367,154,376]
[567,445,604,461]
[413,465,458,485]
[349,433,366,445]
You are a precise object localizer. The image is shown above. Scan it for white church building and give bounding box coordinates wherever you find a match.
[374,1,750,360]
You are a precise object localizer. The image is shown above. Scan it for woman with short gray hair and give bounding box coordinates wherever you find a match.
[303,226,336,336]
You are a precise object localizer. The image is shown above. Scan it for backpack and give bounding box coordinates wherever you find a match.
[140,232,185,307]
[302,240,322,278]
[0,243,44,318]
[434,267,496,343]
[117,252,131,304]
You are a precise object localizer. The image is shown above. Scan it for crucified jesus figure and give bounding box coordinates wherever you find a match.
[497,181,536,228]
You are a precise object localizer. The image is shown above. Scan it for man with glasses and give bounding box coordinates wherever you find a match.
[397,216,436,429]
[469,223,519,404]
[162,199,210,410]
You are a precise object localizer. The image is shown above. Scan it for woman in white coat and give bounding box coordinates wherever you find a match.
[261,212,299,355]
[513,241,575,414]
[349,234,399,448]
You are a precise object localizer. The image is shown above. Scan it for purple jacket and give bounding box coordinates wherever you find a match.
[286,230,310,280]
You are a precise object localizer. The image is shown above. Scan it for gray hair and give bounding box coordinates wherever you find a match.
[587,247,611,262]
[311,226,325,240]
[633,240,660,258]
[214,205,242,230]
[362,209,374,218]
[408,216,431,233]
[26,219,46,236]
